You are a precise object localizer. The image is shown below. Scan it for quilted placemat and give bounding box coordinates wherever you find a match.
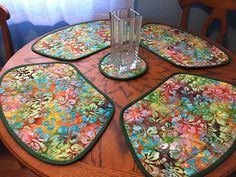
[0,62,114,165]
[99,54,148,80]
[120,73,236,177]
[140,24,231,68]
[32,20,110,61]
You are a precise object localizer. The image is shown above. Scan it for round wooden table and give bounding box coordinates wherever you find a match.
[0,38,236,177]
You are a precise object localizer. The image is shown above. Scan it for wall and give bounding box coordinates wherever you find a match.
[135,0,236,54]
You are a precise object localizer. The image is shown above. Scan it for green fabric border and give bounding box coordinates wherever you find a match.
[140,23,232,69]
[31,20,111,61]
[0,62,115,165]
[99,53,149,81]
[120,72,236,177]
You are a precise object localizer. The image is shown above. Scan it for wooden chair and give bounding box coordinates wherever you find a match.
[0,4,14,62]
[179,0,236,44]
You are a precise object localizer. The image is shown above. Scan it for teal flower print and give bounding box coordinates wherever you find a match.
[57,125,80,144]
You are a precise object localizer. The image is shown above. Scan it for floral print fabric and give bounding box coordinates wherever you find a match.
[99,54,148,80]
[121,73,236,177]
[0,63,114,164]
[32,20,110,61]
[140,24,230,68]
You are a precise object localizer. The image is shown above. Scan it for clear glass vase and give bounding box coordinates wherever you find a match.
[110,8,143,73]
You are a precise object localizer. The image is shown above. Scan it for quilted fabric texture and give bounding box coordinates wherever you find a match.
[32,20,110,61]
[140,24,231,68]
[99,54,148,80]
[121,73,236,177]
[0,62,114,164]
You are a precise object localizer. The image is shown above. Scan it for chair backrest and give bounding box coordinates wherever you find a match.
[0,4,14,62]
[179,0,236,44]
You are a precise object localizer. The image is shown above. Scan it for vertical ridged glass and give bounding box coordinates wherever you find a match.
[110,8,143,73]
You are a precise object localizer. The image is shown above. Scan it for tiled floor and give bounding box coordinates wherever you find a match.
[0,141,38,177]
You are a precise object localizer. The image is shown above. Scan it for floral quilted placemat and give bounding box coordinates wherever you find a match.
[120,73,236,177]
[0,62,114,165]
[99,54,148,80]
[32,20,110,61]
[140,24,231,68]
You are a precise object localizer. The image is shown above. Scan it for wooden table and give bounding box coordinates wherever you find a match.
[0,37,236,177]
